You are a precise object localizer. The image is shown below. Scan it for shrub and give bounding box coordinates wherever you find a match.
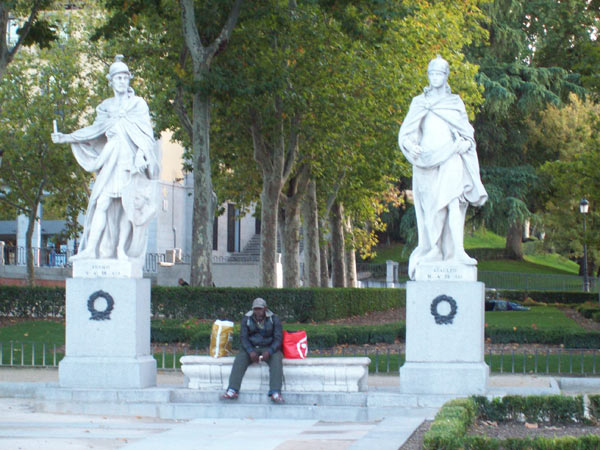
[0,285,404,323]
[151,319,404,348]
[472,395,585,424]
[151,287,404,322]
[423,398,477,450]
[496,290,597,305]
[0,286,65,318]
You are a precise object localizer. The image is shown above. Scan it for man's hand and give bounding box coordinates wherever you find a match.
[261,350,271,362]
[249,351,260,363]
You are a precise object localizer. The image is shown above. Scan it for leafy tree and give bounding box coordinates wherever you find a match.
[0,24,92,283]
[0,0,59,78]
[466,0,586,258]
[533,95,600,275]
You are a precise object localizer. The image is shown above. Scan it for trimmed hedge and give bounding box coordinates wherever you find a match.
[472,395,586,424]
[492,289,598,305]
[424,396,600,450]
[485,327,600,348]
[0,286,65,318]
[151,319,405,349]
[150,287,405,322]
[0,285,404,324]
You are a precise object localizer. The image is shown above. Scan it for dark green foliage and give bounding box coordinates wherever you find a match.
[0,286,403,324]
[423,398,477,450]
[485,327,600,348]
[496,290,598,305]
[589,395,600,419]
[150,320,404,349]
[0,286,65,318]
[150,287,404,322]
[427,395,597,448]
[472,395,585,424]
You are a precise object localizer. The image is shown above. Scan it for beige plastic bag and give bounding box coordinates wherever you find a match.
[209,320,234,358]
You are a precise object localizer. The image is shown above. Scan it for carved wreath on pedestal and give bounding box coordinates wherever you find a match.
[87,290,114,321]
[430,295,457,325]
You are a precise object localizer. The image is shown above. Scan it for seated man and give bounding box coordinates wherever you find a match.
[221,297,284,403]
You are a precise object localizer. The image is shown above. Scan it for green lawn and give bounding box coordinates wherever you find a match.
[369,229,579,276]
[0,320,64,344]
[485,306,583,331]
[478,259,576,274]
[464,229,506,249]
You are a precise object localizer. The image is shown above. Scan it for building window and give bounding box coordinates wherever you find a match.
[227,204,240,253]
[213,216,218,251]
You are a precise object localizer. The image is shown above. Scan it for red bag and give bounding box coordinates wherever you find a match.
[282,330,308,359]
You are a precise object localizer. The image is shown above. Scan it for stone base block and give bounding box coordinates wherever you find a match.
[59,355,157,389]
[400,362,489,395]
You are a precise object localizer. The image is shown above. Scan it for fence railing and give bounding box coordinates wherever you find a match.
[3,341,600,376]
[0,246,75,267]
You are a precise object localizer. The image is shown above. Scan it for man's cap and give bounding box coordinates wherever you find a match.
[252,297,267,309]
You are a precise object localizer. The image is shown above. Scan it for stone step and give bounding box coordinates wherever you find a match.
[34,398,438,422]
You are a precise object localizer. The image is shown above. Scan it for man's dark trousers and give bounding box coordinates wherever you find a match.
[228,347,283,394]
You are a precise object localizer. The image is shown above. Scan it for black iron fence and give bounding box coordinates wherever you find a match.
[3,341,600,377]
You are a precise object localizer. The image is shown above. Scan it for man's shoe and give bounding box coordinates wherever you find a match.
[270,392,284,404]
[221,388,238,400]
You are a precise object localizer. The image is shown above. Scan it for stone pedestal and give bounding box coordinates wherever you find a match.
[400,278,488,395]
[59,276,156,388]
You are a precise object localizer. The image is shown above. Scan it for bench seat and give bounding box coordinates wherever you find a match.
[180,356,370,392]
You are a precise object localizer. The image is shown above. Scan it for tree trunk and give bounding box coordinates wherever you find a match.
[279,200,302,287]
[345,217,357,288]
[302,179,320,287]
[318,218,329,287]
[180,0,243,286]
[190,92,215,286]
[279,170,309,287]
[25,206,37,285]
[330,201,346,287]
[505,221,524,260]
[260,178,281,287]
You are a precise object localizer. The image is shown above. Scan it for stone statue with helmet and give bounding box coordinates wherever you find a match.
[51,55,160,265]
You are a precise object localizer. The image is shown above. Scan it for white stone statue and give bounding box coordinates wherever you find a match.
[51,55,159,263]
[398,56,487,280]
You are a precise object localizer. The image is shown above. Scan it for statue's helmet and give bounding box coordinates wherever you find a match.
[427,55,449,74]
[107,54,131,80]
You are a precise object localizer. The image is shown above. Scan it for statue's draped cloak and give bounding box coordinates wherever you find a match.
[70,93,159,260]
[398,93,487,278]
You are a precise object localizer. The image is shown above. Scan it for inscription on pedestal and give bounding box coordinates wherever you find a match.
[72,259,143,278]
[415,262,477,282]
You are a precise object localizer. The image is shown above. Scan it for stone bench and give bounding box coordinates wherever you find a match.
[180,356,371,392]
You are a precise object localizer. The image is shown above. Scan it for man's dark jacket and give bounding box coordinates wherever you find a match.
[241,309,282,355]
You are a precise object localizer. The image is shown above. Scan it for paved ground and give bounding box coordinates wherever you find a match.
[1,367,593,450]
[0,368,430,450]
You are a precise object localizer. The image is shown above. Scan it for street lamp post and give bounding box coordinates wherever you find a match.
[580,198,590,292]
